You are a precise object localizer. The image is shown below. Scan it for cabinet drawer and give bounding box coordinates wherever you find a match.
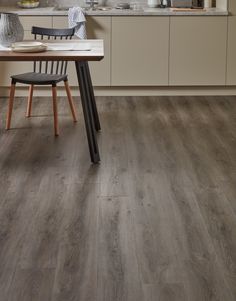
[19,16,52,31]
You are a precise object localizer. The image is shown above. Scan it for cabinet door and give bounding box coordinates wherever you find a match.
[111,17,169,86]
[169,16,227,86]
[0,62,32,86]
[52,16,68,28]
[21,17,52,41]
[19,16,52,31]
[53,16,111,86]
[0,17,52,86]
[226,17,236,85]
[229,0,236,15]
[86,16,111,86]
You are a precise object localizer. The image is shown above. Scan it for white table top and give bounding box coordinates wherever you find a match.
[0,39,104,62]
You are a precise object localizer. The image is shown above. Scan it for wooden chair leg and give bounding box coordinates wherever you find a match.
[6,83,16,130]
[52,85,59,136]
[26,84,34,117]
[64,80,77,122]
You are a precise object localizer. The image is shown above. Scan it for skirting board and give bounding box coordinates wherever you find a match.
[0,86,236,97]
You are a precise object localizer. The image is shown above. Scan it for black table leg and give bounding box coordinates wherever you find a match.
[75,61,100,163]
[84,62,101,131]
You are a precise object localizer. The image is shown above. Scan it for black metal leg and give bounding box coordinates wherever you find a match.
[75,61,100,163]
[84,62,101,131]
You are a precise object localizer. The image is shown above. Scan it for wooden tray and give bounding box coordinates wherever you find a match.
[171,8,206,12]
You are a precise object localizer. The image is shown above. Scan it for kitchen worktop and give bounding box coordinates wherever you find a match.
[0,6,229,16]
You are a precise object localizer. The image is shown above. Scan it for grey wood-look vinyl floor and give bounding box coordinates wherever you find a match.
[0,95,236,301]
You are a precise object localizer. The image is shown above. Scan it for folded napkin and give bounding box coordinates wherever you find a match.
[68,7,87,39]
[45,43,91,51]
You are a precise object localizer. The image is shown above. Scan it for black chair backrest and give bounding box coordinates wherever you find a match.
[31,26,75,75]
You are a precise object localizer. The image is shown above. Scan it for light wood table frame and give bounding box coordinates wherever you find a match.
[0,39,104,163]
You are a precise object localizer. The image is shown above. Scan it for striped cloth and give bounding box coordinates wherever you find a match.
[68,7,87,39]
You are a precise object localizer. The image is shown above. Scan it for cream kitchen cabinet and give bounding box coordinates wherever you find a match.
[229,0,236,15]
[0,14,232,89]
[20,16,53,42]
[52,16,111,86]
[226,16,236,85]
[19,16,52,31]
[0,16,52,86]
[111,16,169,86]
[169,16,227,86]
[0,62,33,86]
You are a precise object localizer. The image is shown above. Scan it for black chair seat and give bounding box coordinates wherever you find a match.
[11,72,68,85]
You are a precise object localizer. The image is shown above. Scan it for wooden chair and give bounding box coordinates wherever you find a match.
[6,26,77,136]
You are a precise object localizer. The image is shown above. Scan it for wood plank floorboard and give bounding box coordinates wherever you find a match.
[0,95,235,301]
